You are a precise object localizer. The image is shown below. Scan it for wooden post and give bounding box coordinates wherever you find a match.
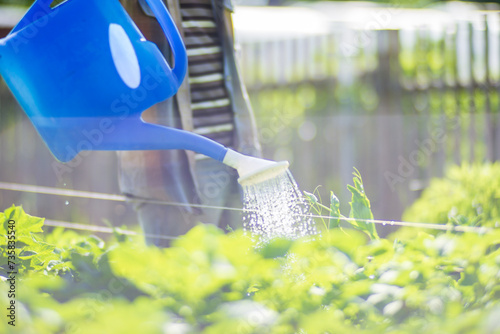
[495,13,500,161]
[435,26,446,178]
[453,22,462,165]
[484,14,494,162]
[468,21,476,163]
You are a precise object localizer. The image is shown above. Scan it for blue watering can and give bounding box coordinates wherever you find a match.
[0,0,288,185]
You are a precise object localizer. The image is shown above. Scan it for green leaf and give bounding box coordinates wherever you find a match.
[329,192,341,228]
[104,219,131,243]
[247,283,261,294]
[348,169,379,240]
[2,206,44,248]
[259,238,293,258]
[304,191,318,205]
[0,206,56,273]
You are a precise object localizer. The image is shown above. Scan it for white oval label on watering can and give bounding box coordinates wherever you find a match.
[109,23,141,89]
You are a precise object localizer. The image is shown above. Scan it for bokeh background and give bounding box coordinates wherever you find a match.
[0,0,499,236]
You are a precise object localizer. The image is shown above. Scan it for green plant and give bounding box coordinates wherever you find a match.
[305,168,379,240]
[2,181,500,333]
[0,0,32,6]
[402,163,500,229]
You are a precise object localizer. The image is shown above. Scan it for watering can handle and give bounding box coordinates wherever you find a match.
[143,0,188,86]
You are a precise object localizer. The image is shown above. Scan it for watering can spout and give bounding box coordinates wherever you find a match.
[222,149,289,186]
[43,118,228,163]
[49,119,289,187]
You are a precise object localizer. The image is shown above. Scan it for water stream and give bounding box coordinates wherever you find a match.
[242,169,317,246]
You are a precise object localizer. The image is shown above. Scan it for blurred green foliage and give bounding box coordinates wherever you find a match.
[2,199,500,333]
[403,163,500,229]
[0,0,31,6]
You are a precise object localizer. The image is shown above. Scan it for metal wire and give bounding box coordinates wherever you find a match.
[308,215,491,233]
[44,219,178,240]
[0,182,242,211]
[0,181,494,235]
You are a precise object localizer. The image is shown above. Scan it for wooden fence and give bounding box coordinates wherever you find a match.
[237,6,500,234]
[0,4,499,235]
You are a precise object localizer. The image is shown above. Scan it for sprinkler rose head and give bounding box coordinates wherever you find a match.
[237,160,290,186]
[222,149,289,186]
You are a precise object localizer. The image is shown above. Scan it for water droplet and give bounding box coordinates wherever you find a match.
[390,221,395,226]
[241,170,317,247]
[63,183,67,187]
[382,222,387,226]
[65,201,69,206]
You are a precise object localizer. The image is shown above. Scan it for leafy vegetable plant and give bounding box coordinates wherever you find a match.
[305,168,379,240]
[1,170,499,333]
[401,163,500,235]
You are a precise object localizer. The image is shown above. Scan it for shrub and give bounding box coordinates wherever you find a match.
[402,163,500,229]
[2,202,500,333]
